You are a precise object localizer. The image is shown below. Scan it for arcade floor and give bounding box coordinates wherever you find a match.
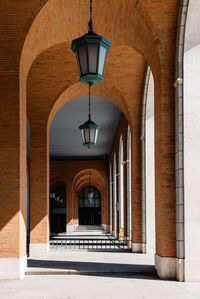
[1,263,200,299]
[1,230,200,298]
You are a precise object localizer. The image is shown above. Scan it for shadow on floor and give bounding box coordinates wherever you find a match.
[27,259,158,280]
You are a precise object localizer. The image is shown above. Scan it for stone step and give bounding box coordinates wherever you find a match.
[25,269,157,277]
[75,225,103,231]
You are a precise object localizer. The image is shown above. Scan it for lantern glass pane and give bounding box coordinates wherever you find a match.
[89,128,96,143]
[81,129,85,143]
[98,45,106,75]
[84,128,90,143]
[75,52,81,76]
[78,45,88,75]
[88,44,98,73]
[94,129,99,144]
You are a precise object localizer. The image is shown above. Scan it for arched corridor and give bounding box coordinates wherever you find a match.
[0,1,200,290]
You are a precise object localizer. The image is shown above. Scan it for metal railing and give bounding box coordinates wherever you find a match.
[49,238,130,251]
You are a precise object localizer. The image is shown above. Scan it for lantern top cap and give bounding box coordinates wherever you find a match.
[71,30,111,53]
[79,118,101,130]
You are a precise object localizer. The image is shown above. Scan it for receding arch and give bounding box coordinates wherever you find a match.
[47,80,132,134]
[72,168,108,228]
[20,0,161,84]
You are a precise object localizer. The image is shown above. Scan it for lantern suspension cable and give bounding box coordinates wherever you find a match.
[89,0,93,32]
[90,0,92,21]
[89,85,91,120]
[78,85,100,149]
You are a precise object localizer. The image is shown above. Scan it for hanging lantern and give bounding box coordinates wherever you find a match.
[71,0,111,86]
[79,86,100,148]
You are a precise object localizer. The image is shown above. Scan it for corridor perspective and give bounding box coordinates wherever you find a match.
[1,0,200,297]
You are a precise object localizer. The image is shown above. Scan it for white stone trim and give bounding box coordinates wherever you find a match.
[66,224,78,234]
[29,243,49,256]
[0,255,27,280]
[112,231,117,238]
[102,224,109,232]
[176,258,184,281]
[142,243,146,254]
[155,255,176,279]
[131,242,143,253]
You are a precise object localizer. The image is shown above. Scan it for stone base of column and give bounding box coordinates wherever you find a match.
[66,224,78,234]
[155,255,176,279]
[29,243,49,257]
[127,240,132,248]
[142,243,146,254]
[112,231,117,238]
[176,258,184,281]
[131,242,143,253]
[109,225,112,233]
[102,224,109,232]
[0,255,27,279]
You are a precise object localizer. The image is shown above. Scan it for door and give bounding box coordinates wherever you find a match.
[78,186,101,225]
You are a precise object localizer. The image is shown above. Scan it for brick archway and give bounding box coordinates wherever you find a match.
[73,169,108,228]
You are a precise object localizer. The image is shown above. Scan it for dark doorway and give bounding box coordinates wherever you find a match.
[50,185,66,235]
[78,186,101,225]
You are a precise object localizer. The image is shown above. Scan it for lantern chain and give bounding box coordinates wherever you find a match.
[90,0,92,21]
[89,85,91,120]
[89,0,93,32]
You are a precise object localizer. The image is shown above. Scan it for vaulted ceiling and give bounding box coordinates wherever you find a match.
[49,96,121,159]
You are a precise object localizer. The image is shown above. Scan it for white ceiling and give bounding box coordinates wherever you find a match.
[49,96,121,159]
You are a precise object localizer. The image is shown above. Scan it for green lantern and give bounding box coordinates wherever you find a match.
[79,86,100,148]
[71,0,111,86]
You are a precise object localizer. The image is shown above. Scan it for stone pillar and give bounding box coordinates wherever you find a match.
[101,183,109,232]
[123,162,128,239]
[126,127,132,245]
[131,121,143,253]
[112,155,117,238]
[66,183,78,233]
[109,166,113,233]
[118,137,124,238]
[29,124,49,256]
[0,72,27,279]
[154,68,176,279]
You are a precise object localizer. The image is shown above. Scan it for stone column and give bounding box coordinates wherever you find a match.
[29,123,49,256]
[109,166,113,233]
[123,162,128,239]
[154,67,176,279]
[112,155,117,238]
[101,183,109,232]
[66,183,77,233]
[0,72,27,278]
[131,121,143,253]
